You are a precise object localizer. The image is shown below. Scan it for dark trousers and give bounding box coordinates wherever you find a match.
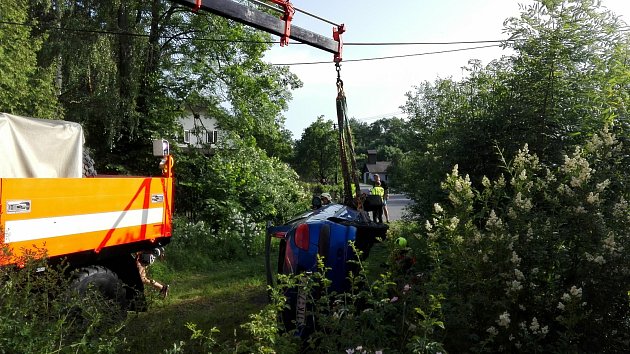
[372,206,383,223]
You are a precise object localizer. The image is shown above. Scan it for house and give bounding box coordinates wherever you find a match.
[361,149,391,184]
[178,110,223,150]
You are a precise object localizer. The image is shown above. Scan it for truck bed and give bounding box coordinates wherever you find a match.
[0,176,173,265]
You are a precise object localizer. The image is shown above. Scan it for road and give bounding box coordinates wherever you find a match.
[359,184,413,222]
[384,193,414,221]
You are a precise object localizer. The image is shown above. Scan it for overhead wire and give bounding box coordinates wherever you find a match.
[0,19,511,66]
[0,19,512,46]
[7,18,624,66]
[271,44,504,66]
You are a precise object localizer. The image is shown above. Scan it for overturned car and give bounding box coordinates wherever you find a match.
[265,200,388,336]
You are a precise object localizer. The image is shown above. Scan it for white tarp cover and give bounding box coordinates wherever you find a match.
[0,113,84,178]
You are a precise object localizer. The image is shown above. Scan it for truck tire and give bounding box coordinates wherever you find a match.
[83,148,97,177]
[71,265,127,316]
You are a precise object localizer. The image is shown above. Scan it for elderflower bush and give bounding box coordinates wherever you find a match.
[169,213,265,269]
[422,128,630,352]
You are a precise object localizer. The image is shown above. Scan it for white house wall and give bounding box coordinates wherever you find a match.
[179,114,220,148]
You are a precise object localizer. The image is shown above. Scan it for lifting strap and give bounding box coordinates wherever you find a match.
[335,63,362,209]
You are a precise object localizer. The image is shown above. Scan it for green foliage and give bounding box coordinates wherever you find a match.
[396,0,630,219]
[167,217,265,270]
[157,242,447,354]
[17,0,300,173]
[176,135,308,226]
[292,116,340,183]
[0,252,127,353]
[348,117,413,171]
[415,128,629,352]
[0,0,60,117]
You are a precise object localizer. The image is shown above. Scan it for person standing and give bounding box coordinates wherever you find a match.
[373,174,390,222]
[370,180,385,223]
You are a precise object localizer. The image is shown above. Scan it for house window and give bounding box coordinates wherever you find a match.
[206,130,218,144]
[183,130,191,143]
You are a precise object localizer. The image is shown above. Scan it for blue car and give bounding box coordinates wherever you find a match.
[265,201,388,336]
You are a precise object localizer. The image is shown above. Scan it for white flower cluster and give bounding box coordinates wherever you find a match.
[602,233,623,254]
[482,175,491,188]
[486,210,504,230]
[596,179,610,192]
[556,183,575,197]
[506,280,523,294]
[514,192,533,211]
[510,251,521,266]
[561,150,592,188]
[446,216,460,231]
[586,192,600,205]
[528,317,548,336]
[570,286,582,297]
[496,311,511,328]
[526,227,534,241]
[585,127,617,151]
[345,346,382,354]
[584,252,606,265]
[425,219,433,231]
[557,286,584,311]
[612,198,629,220]
[486,326,499,336]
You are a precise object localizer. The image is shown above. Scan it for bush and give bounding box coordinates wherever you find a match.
[416,128,630,352]
[167,216,266,270]
[164,244,447,354]
[175,136,309,226]
[0,251,127,353]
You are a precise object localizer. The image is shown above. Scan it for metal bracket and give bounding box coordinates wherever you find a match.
[268,0,295,46]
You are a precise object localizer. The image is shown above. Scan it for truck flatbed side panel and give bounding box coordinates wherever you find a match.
[0,177,173,264]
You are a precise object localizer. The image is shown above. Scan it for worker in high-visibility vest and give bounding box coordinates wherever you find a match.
[370,180,385,223]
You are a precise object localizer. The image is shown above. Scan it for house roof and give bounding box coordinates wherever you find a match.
[363,161,391,174]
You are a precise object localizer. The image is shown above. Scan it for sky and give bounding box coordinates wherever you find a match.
[263,0,630,139]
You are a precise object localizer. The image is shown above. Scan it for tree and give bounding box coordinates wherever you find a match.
[0,0,59,117]
[31,0,300,173]
[292,116,339,183]
[396,0,630,219]
[176,133,308,226]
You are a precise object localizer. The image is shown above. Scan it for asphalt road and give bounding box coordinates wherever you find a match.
[359,184,413,221]
[384,193,414,221]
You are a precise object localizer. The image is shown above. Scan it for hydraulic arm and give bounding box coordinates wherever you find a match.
[171,0,344,62]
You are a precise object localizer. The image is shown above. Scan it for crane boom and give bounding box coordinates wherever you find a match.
[170,0,343,60]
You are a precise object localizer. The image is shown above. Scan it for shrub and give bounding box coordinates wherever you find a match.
[418,128,630,352]
[167,216,266,270]
[0,251,127,353]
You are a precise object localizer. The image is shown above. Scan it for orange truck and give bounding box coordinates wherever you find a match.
[0,112,174,309]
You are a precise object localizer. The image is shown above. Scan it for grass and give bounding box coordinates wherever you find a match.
[125,253,272,351]
[123,234,393,352]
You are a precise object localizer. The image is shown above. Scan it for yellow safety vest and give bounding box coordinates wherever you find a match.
[370,186,384,197]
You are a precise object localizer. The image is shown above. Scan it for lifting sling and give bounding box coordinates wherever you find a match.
[335,63,362,209]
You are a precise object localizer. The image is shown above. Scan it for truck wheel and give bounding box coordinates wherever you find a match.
[71,265,127,316]
[83,148,97,177]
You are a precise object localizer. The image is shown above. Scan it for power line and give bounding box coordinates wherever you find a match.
[0,20,513,46]
[345,40,509,45]
[354,111,404,122]
[271,44,503,66]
